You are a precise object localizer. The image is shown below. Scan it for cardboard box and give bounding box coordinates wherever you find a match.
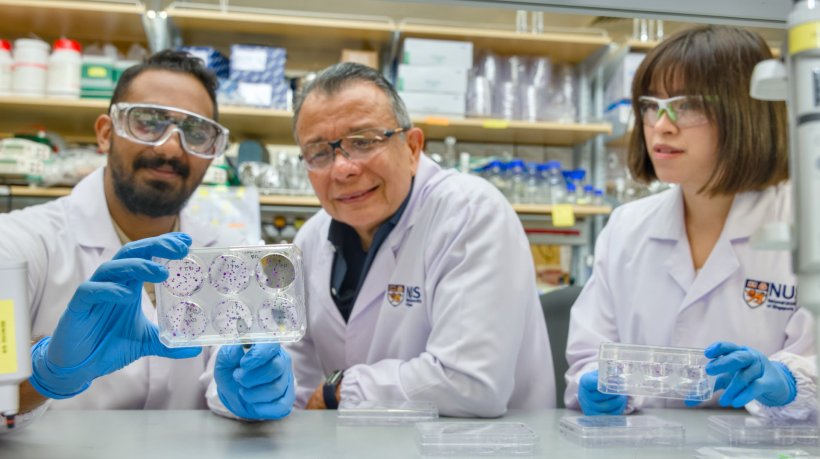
[402,38,473,68]
[397,64,468,94]
[340,49,378,69]
[399,91,465,116]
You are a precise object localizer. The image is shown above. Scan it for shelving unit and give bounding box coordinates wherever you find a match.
[2,185,612,217]
[0,0,146,49]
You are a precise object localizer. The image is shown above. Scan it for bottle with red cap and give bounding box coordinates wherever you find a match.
[0,39,11,96]
[47,38,82,99]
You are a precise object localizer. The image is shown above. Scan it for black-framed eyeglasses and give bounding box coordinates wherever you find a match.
[299,127,408,171]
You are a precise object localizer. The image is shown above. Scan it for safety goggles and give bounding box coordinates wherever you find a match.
[299,127,407,171]
[109,103,229,158]
[638,95,711,128]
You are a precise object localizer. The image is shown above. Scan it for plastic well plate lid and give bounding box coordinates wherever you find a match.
[337,400,438,426]
[417,421,538,456]
[559,415,685,447]
[708,415,820,446]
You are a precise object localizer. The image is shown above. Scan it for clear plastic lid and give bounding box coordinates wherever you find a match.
[154,244,305,347]
[337,400,438,426]
[598,342,715,401]
[708,415,820,446]
[417,421,538,456]
[695,446,816,458]
[559,415,685,447]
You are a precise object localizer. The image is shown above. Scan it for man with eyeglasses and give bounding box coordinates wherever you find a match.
[288,62,554,416]
[0,50,293,431]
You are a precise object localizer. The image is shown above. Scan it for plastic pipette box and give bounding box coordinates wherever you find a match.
[155,244,305,347]
[708,415,820,446]
[559,415,685,447]
[337,400,438,426]
[598,342,715,400]
[416,421,538,456]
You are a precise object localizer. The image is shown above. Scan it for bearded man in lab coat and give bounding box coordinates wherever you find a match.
[288,62,555,416]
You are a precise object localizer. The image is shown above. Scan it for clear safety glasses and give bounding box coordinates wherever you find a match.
[638,95,712,128]
[299,127,407,171]
[110,103,230,158]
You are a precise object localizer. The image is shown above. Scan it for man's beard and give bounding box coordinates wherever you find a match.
[109,144,196,218]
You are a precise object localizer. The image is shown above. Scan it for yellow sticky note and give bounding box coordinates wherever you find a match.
[0,299,18,375]
[482,120,509,129]
[552,204,576,228]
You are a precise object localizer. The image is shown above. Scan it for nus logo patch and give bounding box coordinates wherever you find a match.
[743,279,797,311]
[385,284,423,307]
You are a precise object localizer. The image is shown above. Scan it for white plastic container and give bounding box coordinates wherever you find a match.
[559,415,686,447]
[708,415,820,447]
[417,422,538,456]
[0,39,12,96]
[338,400,438,426]
[0,261,33,425]
[47,38,82,98]
[11,38,50,97]
[598,342,715,401]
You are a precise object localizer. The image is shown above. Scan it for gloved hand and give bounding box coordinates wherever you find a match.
[704,341,797,408]
[578,370,628,415]
[30,232,201,399]
[214,343,294,420]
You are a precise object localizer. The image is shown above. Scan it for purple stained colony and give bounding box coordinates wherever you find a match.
[163,256,204,297]
[258,297,299,333]
[209,254,251,294]
[255,253,296,291]
[165,301,208,340]
[213,299,254,337]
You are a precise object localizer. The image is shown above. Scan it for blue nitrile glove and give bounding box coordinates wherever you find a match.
[214,343,295,420]
[29,233,201,399]
[578,370,628,415]
[704,341,797,408]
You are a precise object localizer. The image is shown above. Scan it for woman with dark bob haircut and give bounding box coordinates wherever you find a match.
[565,25,815,420]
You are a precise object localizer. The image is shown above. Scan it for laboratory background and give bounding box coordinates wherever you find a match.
[0,0,816,458]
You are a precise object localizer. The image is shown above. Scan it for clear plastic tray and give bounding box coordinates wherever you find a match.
[559,415,685,447]
[337,400,438,426]
[154,244,305,347]
[598,342,715,400]
[417,421,538,456]
[696,446,817,458]
[708,415,820,446]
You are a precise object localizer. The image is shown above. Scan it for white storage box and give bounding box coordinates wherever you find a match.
[397,64,468,94]
[402,38,473,68]
[399,91,465,117]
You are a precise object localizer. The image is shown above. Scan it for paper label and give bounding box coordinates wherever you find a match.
[789,21,820,56]
[552,204,576,227]
[238,81,273,107]
[0,300,18,375]
[232,48,268,72]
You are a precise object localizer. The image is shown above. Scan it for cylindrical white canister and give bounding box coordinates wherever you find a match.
[11,38,50,97]
[0,40,12,96]
[47,38,82,99]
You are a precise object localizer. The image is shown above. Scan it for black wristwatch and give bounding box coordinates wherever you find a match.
[323,370,344,410]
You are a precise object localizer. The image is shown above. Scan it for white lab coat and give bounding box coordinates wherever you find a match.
[565,183,816,420]
[288,155,555,417]
[0,168,242,410]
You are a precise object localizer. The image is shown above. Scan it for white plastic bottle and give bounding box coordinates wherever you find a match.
[11,38,50,97]
[0,40,11,96]
[47,38,82,99]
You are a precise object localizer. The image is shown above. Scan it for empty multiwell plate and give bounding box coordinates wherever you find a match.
[155,244,305,347]
[559,415,685,447]
[708,415,820,446]
[417,421,538,456]
[598,342,715,400]
[338,400,438,426]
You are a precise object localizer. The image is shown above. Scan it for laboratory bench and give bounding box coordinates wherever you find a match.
[4,408,817,458]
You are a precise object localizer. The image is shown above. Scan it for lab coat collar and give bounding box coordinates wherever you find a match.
[647,187,686,241]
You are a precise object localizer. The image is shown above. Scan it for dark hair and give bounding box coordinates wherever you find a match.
[628,25,788,195]
[109,49,220,120]
[292,62,411,142]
